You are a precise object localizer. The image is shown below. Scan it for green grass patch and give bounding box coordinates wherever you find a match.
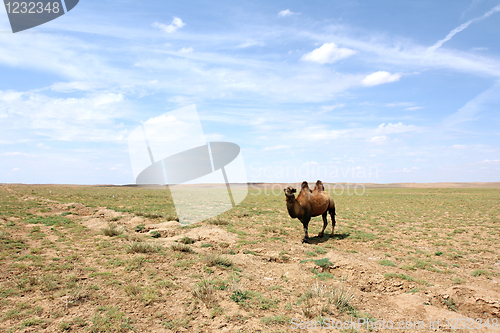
[378,259,396,267]
[24,216,73,227]
[261,314,290,325]
[89,306,135,332]
[384,273,431,286]
[471,269,491,277]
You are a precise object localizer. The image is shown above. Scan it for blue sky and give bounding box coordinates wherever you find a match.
[1,0,499,184]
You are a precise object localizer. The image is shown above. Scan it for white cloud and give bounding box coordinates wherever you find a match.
[369,136,388,144]
[405,106,424,111]
[453,144,467,149]
[320,104,345,112]
[292,121,419,143]
[50,81,97,92]
[376,122,418,134]
[476,159,500,165]
[153,17,185,34]
[205,133,225,141]
[278,9,299,17]
[384,102,414,108]
[362,71,401,86]
[0,90,130,143]
[470,47,488,52]
[179,47,194,54]
[262,145,290,151]
[2,152,35,157]
[238,40,264,48]
[301,43,357,64]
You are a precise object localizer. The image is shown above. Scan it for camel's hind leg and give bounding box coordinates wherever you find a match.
[329,206,336,237]
[318,211,328,238]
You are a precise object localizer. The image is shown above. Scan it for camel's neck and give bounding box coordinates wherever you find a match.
[285,196,302,218]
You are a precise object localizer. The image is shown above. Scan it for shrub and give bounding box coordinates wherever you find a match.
[331,284,355,313]
[179,236,195,244]
[150,231,161,238]
[126,242,161,254]
[102,223,122,237]
[207,217,229,226]
[192,279,215,308]
[204,254,233,268]
[230,290,251,303]
[171,243,195,253]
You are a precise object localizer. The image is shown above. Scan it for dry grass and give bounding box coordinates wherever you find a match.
[203,253,233,268]
[126,242,162,254]
[171,243,195,253]
[191,279,216,308]
[1,184,499,332]
[101,223,122,237]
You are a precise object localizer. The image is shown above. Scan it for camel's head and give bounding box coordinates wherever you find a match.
[284,186,297,198]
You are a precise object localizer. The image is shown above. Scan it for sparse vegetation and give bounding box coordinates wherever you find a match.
[207,216,229,226]
[150,230,161,238]
[101,223,122,237]
[379,259,396,267]
[471,269,491,277]
[204,254,233,268]
[171,243,195,253]
[1,184,499,331]
[179,236,195,244]
[192,279,216,308]
[126,242,162,254]
[230,289,252,303]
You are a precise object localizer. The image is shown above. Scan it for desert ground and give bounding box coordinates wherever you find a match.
[0,182,499,332]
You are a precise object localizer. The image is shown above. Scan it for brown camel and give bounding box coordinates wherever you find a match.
[284,180,336,243]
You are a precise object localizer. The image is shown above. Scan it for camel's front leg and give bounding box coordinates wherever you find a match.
[302,226,309,243]
[318,211,328,238]
[301,218,310,243]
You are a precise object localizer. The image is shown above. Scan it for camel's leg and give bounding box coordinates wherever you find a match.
[302,225,309,243]
[318,211,327,238]
[330,206,336,237]
[301,217,310,243]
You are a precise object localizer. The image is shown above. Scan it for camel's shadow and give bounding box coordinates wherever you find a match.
[305,233,350,245]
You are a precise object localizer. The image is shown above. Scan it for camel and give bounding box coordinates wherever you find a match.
[284,180,336,243]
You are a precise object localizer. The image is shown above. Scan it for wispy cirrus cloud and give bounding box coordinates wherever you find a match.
[2,152,36,157]
[443,81,500,126]
[428,4,500,52]
[291,122,420,142]
[319,104,346,113]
